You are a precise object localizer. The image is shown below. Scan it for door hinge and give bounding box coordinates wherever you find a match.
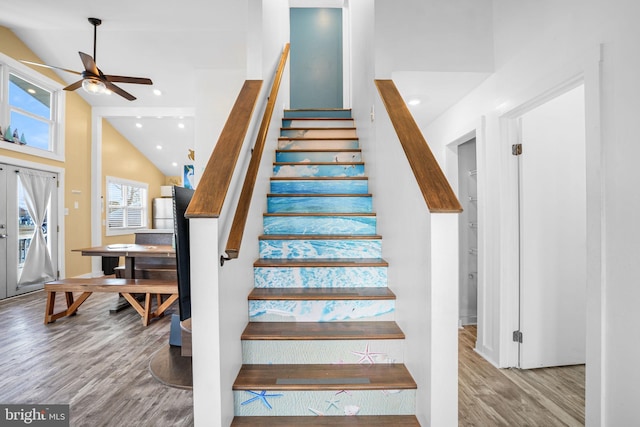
[57,225,60,233]
[512,143,523,156]
[512,330,523,343]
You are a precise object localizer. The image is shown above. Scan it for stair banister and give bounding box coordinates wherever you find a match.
[185,79,263,219]
[375,79,463,213]
[221,43,290,264]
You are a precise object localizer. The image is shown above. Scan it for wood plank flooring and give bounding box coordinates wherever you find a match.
[0,289,193,427]
[0,290,585,426]
[459,325,585,426]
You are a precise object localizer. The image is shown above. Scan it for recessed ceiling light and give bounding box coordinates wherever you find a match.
[27,88,36,94]
[156,145,162,150]
[153,89,162,96]
[408,98,421,106]
[135,123,142,128]
[178,123,185,129]
[172,162,178,167]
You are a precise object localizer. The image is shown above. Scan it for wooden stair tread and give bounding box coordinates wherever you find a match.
[268,193,372,197]
[264,212,376,217]
[248,287,395,300]
[254,258,388,267]
[284,117,354,121]
[281,127,357,131]
[241,321,404,340]
[274,162,364,166]
[231,415,420,426]
[279,137,359,141]
[259,234,381,240]
[276,148,362,153]
[233,363,416,390]
[271,176,368,181]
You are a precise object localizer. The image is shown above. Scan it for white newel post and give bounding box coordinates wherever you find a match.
[190,218,222,427]
[430,213,459,426]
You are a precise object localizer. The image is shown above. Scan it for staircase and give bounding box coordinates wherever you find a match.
[231,109,420,426]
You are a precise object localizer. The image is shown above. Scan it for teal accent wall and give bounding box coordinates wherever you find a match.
[290,8,343,109]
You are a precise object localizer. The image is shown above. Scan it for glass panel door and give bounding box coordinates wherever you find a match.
[0,165,7,300]
[0,163,58,299]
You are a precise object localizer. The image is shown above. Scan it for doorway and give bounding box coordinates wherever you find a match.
[458,138,477,326]
[515,84,586,369]
[290,7,343,109]
[0,163,58,300]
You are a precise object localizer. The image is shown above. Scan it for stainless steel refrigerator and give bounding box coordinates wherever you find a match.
[152,198,174,230]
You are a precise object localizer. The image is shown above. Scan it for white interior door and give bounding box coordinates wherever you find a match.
[518,85,587,369]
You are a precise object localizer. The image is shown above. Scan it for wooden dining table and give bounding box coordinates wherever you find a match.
[74,244,176,279]
[74,244,176,312]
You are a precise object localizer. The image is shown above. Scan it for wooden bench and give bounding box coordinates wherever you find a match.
[44,278,179,326]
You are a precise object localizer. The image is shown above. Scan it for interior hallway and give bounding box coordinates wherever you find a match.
[459,325,585,426]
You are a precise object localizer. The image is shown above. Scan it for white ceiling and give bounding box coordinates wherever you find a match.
[0,1,492,176]
[0,0,248,176]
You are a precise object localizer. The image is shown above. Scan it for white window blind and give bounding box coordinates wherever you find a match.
[106,177,148,235]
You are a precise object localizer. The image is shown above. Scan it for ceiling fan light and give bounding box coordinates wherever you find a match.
[82,78,106,95]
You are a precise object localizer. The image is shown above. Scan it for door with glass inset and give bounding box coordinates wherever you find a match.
[0,163,58,299]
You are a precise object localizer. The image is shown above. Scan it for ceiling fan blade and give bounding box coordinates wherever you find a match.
[78,52,99,75]
[20,60,82,76]
[104,80,136,101]
[105,75,153,85]
[63,80,84,91]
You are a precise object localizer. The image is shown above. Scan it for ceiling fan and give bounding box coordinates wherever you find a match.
[21,17,152,101]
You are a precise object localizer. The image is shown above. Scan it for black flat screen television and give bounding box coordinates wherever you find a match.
[172,185,194,321]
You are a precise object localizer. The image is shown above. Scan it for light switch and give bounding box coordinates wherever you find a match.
[74,202,79,209]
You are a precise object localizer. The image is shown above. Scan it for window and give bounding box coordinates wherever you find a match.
[0,54,64,161]
[106,177,148,235]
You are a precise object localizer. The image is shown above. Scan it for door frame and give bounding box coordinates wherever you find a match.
[499,47,604,421]
[0,155,66,283]
[501,74,586,367]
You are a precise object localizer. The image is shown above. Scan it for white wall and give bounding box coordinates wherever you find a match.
[191,2,290,425]
[414,1,640,425]
[374,0,494,77]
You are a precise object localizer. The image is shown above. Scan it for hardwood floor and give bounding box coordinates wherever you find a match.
[0,291,585,426]
[0,289,193,427]
[459,325,585,426]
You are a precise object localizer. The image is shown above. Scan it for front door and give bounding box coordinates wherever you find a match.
[517,85,587,369]
[0,163,58,299]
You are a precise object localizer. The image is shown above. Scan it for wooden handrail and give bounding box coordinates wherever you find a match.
[185,80,263,218]
[375,79,463,213]
[223,44,291,262]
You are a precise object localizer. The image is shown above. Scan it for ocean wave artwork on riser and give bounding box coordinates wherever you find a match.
[254,266,388,288]
[276,151,362,163]
[273,164,365,178]
[249,299,395,322]
[278,139,360,150]
[267,196,372,213]
[280,128,357,138]
[259,239,382,259]
[282,119,354,128]
[270,179,368,194]
[263,215,376,235]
